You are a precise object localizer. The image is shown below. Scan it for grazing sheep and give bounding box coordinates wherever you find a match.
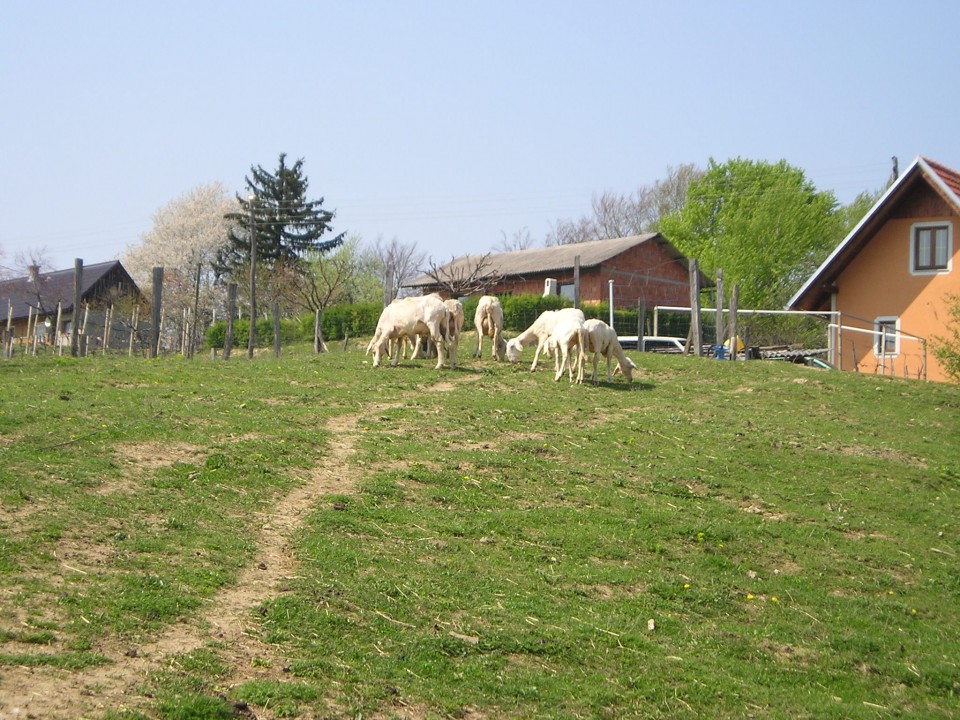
[506,308,585,372]
[368,294,453,370]
[583,319,637,384]
[473,295,507,361]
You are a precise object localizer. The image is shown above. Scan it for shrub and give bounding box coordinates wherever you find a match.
[311,302,383,341]
[204,317,302,349]
[933,293,960,381]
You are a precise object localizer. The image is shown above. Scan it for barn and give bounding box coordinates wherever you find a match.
[405,234,704,309]
[1,260,143,349]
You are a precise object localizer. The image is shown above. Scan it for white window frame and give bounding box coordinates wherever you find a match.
[874,316,900,357]
[910,222,952,275]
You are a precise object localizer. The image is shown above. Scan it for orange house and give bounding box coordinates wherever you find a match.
[789,156,960,382]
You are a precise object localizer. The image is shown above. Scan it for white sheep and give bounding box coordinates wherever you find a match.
[506,308,585,372]
[583,318,637,384]
[547,312,586,383]
[368,294,453,370]
[442,298,464,367]
[473,295,506,361]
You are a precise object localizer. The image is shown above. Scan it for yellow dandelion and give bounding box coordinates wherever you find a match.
[771,596,779,604]
[747,594,755,601]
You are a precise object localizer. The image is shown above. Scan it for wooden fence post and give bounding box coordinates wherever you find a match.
[128,305,138,357]
[573,255,581,309]
[715,269,725,349]
[80,303,89,357]
[223,283,236,360]
[687,259,703,356]
[727,284,739,361]
[273,302,281,358]
[71,259,83,357]
[4,301,12,359]
[150,267,163,358]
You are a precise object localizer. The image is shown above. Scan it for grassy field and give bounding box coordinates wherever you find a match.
[1,339,958,719]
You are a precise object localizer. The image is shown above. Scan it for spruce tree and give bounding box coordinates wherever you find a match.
[220,153,344,275]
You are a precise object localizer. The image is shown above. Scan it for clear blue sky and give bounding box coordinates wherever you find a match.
[2,0,958,274]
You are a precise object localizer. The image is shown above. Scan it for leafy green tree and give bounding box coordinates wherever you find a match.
[660,158,843,308]
[220,153,344,276]
[836,187,884,237]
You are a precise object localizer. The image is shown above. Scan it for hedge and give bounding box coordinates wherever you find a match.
[203,295,677,349]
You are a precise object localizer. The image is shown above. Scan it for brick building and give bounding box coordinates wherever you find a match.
[406,234,704,309]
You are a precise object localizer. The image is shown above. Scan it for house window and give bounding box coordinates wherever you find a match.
[874,316,899,356]
[911,223,951,273]
[559,284,576,302]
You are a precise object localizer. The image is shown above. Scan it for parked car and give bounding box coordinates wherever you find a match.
[618,336,686,353]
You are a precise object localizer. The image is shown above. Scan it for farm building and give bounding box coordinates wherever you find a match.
[1,260,143,349]
[789,156,960,382]
[405,234,705,309]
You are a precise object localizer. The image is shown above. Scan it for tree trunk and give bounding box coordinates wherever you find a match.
[315,307,329,353]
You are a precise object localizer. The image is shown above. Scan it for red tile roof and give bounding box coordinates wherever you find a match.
[923,156,960,199]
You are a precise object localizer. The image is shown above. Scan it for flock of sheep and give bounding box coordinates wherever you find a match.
[365,294,637,385]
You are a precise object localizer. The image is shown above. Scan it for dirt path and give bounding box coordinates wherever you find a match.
[0,411,365,720]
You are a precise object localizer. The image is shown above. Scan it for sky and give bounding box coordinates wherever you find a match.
[2,0,959,275]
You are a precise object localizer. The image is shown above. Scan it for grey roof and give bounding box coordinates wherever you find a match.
[407,233,677,287]
[0,261,140,321]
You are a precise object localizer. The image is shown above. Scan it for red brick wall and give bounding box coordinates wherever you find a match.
[486,242,691,309]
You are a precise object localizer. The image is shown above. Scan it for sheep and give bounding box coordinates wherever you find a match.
[506,308,585,372]
[473,295,507,361]
[442,298,464,367]
[582,318,637,384]
[368,294,453,370]
[547,312,586,384]
[410,297,463,365]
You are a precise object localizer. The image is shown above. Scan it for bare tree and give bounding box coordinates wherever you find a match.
[545,164,703,245]
[12,247,54,275]
[496,227,537,253]
[372,236,425,302]
[423,253,504,297]
[281,236,363,352]
[649,163,703,230]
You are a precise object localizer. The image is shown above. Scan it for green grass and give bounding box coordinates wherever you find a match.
[1,342,959,718]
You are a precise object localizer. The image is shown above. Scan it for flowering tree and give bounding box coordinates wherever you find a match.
[123,182,238,353]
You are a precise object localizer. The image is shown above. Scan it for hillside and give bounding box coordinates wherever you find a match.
[1,343,958,719]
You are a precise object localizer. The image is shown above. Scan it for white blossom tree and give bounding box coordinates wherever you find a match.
[123,182,238,354]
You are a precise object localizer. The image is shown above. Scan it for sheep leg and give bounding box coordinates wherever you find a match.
[554,346,566,381]
[531,340,545,372]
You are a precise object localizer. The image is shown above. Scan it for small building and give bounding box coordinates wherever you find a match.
[405,234,704,309]
[788,156,960,382]
[1,260,143,348]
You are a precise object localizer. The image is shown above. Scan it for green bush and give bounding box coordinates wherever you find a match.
[204,317,303,349]
[500,294,570,331]
[933,293,960,382]
[317,302,383,341]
